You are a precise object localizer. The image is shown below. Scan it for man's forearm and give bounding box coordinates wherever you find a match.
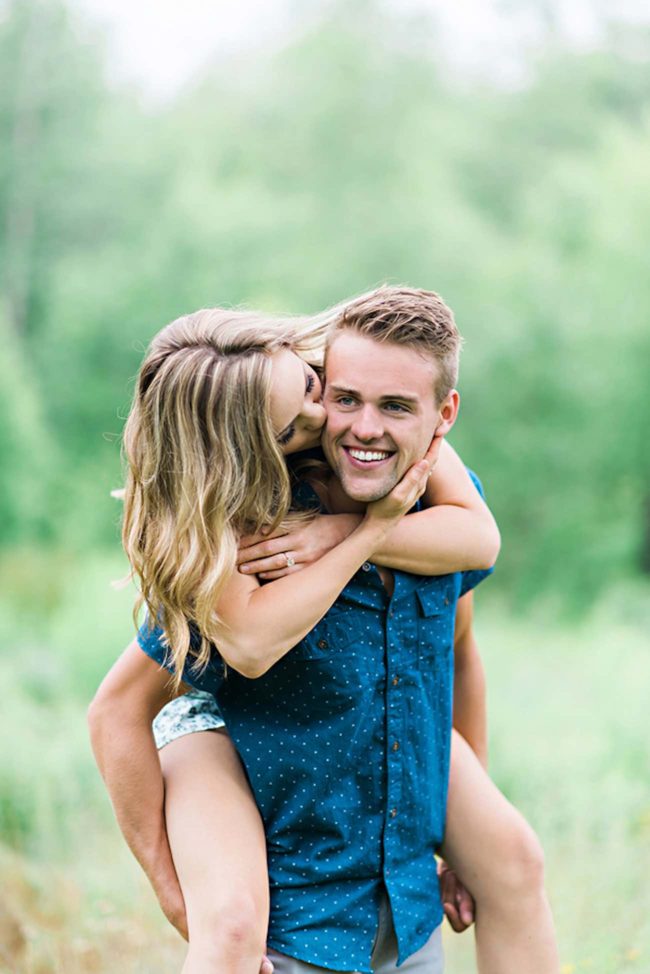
[89,699,181,896]
[452,638,488,768]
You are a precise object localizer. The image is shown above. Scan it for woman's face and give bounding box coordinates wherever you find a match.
[268,348,325,455]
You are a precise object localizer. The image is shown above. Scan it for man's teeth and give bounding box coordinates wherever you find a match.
[348,449,391,462]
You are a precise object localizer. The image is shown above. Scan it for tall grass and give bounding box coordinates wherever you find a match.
[1,551,648,972]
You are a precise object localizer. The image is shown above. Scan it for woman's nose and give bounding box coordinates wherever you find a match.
[304,400,326,431]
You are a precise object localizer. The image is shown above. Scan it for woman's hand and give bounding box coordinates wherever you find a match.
[238,514,362,580]
[365,434,442,526]
[237,436,442,577]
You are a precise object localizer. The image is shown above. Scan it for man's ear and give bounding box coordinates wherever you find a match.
[435,390,460,437]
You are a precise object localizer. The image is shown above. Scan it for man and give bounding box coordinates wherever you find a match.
[91,288,495,973]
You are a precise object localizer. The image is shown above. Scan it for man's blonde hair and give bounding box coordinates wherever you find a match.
[328,286,461,403]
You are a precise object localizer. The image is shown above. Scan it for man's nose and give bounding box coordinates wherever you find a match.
[351,405,383,442]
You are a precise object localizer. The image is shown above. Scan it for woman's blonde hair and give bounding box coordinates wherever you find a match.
[122,305,333,685]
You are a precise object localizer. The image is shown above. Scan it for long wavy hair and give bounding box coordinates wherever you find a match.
[122,306,334,684]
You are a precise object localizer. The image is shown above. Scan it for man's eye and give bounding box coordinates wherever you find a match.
[384,402,408,412]
[336,396,357,406]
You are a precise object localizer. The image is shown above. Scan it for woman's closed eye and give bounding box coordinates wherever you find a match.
[277,424,296,447]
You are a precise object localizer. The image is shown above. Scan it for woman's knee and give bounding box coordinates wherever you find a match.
[188,889,268,958]
[493,816,546,899]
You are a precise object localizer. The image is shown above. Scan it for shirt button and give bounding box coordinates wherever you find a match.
[361,562,371,572]
[444,596,450,606]
[390,807,398,818]
[392,741,400,752]
[392,676,399,687]
[317,638,328,649]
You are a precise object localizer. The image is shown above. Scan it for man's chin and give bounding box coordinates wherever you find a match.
[340,475,396,505]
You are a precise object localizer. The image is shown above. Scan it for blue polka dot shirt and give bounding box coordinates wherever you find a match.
[138,472,493,972]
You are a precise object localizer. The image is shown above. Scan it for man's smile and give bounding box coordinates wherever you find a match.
[342,446,396,469]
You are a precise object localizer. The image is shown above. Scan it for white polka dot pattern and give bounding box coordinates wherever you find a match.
[138,472,493,972]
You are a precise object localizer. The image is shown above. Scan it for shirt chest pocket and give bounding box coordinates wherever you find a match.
[290,607,361,662]
[415,581,456,670]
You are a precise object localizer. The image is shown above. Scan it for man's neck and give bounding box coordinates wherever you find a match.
[321,474,368,516]
[315,473,394,595]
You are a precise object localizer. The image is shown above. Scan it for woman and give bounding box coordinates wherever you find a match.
[90,294,559,974]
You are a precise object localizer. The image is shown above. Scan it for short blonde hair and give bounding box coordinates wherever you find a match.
[328,286,461,403]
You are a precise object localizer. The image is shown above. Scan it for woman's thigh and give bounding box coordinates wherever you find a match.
[160,727,269,935]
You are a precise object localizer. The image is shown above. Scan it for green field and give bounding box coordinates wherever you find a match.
[1,551,647,973]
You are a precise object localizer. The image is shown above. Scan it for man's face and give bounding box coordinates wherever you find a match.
[322,331,456,503]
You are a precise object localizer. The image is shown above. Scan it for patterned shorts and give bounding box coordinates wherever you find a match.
[152,690,225,750]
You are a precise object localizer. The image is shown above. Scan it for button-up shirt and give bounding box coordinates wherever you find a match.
[138,474,492,972]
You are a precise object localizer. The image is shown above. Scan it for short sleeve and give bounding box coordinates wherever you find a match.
[459,468,495,598]
[137,618,224,695]
[137,619,170,668]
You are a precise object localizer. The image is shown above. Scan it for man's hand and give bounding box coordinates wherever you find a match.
[438,860,475,933]
[155,874,189,940]
[155,877,274,974]
[238,514,360,580]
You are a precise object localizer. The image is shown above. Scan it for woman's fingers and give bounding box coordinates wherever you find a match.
[423,433,443,471]
[366,457,430,522]
[398,458,431,506]
[240,552,297,575]
[258,564,303,581]
[237,533,290,566]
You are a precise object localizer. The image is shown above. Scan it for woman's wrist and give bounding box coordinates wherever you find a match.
[331,513,364,544]
[357,511,398,547]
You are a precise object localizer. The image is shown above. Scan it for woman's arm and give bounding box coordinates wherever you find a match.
[238,441,499,579]
[215,451,434,678]
[372,440,500,573]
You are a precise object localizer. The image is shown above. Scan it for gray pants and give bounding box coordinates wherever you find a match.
[267,895,443,974]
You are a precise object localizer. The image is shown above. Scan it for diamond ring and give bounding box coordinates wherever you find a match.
[284,553,296,568]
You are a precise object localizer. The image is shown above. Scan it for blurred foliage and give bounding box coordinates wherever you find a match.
[1,4,648,968]
[0,0,649,610]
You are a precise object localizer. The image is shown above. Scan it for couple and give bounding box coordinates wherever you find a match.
[89,287,559,974]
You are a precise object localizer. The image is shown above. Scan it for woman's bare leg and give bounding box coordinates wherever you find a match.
[442,730,559,974]
[160,729,270,974]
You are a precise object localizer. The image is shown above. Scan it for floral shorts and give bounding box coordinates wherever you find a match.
[152,690,225,750]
